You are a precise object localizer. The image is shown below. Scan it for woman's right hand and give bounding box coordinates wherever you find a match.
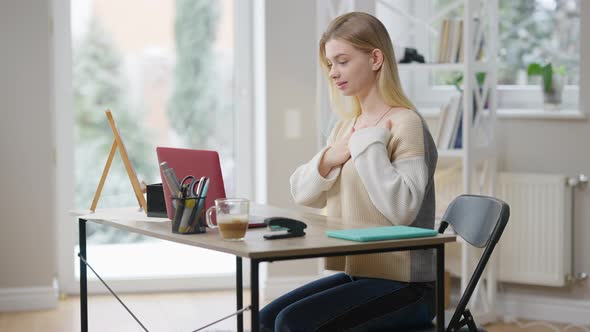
[319,130,353,177]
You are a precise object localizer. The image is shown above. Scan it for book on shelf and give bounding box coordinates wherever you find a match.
[445,94,485,149]
[435,102,449,145]
[455,92,486,149]
[453,108,463,149]
[449,96,463,148]
[449,19,463,63]
[436,92,485,150]
[436,95,461,149]
[473,17,485,61]
[437,18,484,63]
[445,19,457,63]
[438,19,450,63]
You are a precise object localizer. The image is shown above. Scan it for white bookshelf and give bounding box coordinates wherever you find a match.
[388,0,500,325]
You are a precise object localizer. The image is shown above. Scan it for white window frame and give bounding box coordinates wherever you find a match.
[54,0,257,294]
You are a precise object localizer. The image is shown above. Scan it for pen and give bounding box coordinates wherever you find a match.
[179,198,196,233]
[172,198,185,232]
[189,201,207,232]
[195,177,209,216]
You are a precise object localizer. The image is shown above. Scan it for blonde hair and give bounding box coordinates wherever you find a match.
[319,12,415,119]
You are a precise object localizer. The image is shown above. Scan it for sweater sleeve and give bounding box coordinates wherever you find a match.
[289,125,341,208]
[348,116,428,225]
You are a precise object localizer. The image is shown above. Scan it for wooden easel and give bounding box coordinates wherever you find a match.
[90,110,147,212]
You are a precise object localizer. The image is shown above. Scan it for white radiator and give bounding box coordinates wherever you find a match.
[434,171,573,287]
[496,172,572,287]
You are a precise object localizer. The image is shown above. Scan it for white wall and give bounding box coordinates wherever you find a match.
[0,0,58,310]
[261,0,323,283]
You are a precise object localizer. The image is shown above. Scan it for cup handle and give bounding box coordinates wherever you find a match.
[206,206,217,228]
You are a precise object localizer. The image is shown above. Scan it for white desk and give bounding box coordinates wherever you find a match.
[73,205,455,332]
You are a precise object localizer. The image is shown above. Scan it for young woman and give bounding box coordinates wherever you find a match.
[260,12,438,331]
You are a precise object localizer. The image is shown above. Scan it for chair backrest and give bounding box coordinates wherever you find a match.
[438,194,510,331]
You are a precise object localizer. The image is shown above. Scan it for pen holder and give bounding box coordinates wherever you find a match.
[171,196,207,234]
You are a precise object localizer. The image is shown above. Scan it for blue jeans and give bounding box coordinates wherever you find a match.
[259,273,435,332]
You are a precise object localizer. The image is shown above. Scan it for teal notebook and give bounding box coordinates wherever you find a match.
[326,226,438,242]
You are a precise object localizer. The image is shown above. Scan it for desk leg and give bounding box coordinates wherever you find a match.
[236,256,243,332]
[436,244,445,332]
[79,218,88,332]
[250,259,260,332]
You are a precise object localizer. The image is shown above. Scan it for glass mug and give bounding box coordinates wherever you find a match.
[206,198,249,241]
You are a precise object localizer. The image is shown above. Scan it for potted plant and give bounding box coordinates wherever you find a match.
[527,62,566,107]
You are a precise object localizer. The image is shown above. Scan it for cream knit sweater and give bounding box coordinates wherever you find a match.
[290,109,438,282]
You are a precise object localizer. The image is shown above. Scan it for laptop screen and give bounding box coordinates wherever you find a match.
[156,147,226,220]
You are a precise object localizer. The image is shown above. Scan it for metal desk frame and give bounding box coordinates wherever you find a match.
[78,213,450,332]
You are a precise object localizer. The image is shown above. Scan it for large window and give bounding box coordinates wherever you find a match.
[377,0,581,111]
[70,0,239,282]
[496,0,580,110]
[498,0,580,86]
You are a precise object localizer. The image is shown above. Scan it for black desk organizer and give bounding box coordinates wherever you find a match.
[146,183,168,218]
[171,195,207,234]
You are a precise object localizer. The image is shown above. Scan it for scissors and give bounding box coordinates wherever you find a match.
[180,175,206,198]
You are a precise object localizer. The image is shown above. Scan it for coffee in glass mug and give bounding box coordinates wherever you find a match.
[206,198,249,241]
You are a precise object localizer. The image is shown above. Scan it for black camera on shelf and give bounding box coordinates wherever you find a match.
[399,47,425,64]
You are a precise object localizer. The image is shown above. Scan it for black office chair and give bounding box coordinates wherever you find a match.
[406,194,510,332]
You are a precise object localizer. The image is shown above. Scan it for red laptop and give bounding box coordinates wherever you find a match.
[156,147,265,227]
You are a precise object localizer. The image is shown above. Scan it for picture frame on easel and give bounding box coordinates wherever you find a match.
[90,110,147,213]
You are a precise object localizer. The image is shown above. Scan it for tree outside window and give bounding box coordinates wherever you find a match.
[72,0,232,244]
[498,0,580,86]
